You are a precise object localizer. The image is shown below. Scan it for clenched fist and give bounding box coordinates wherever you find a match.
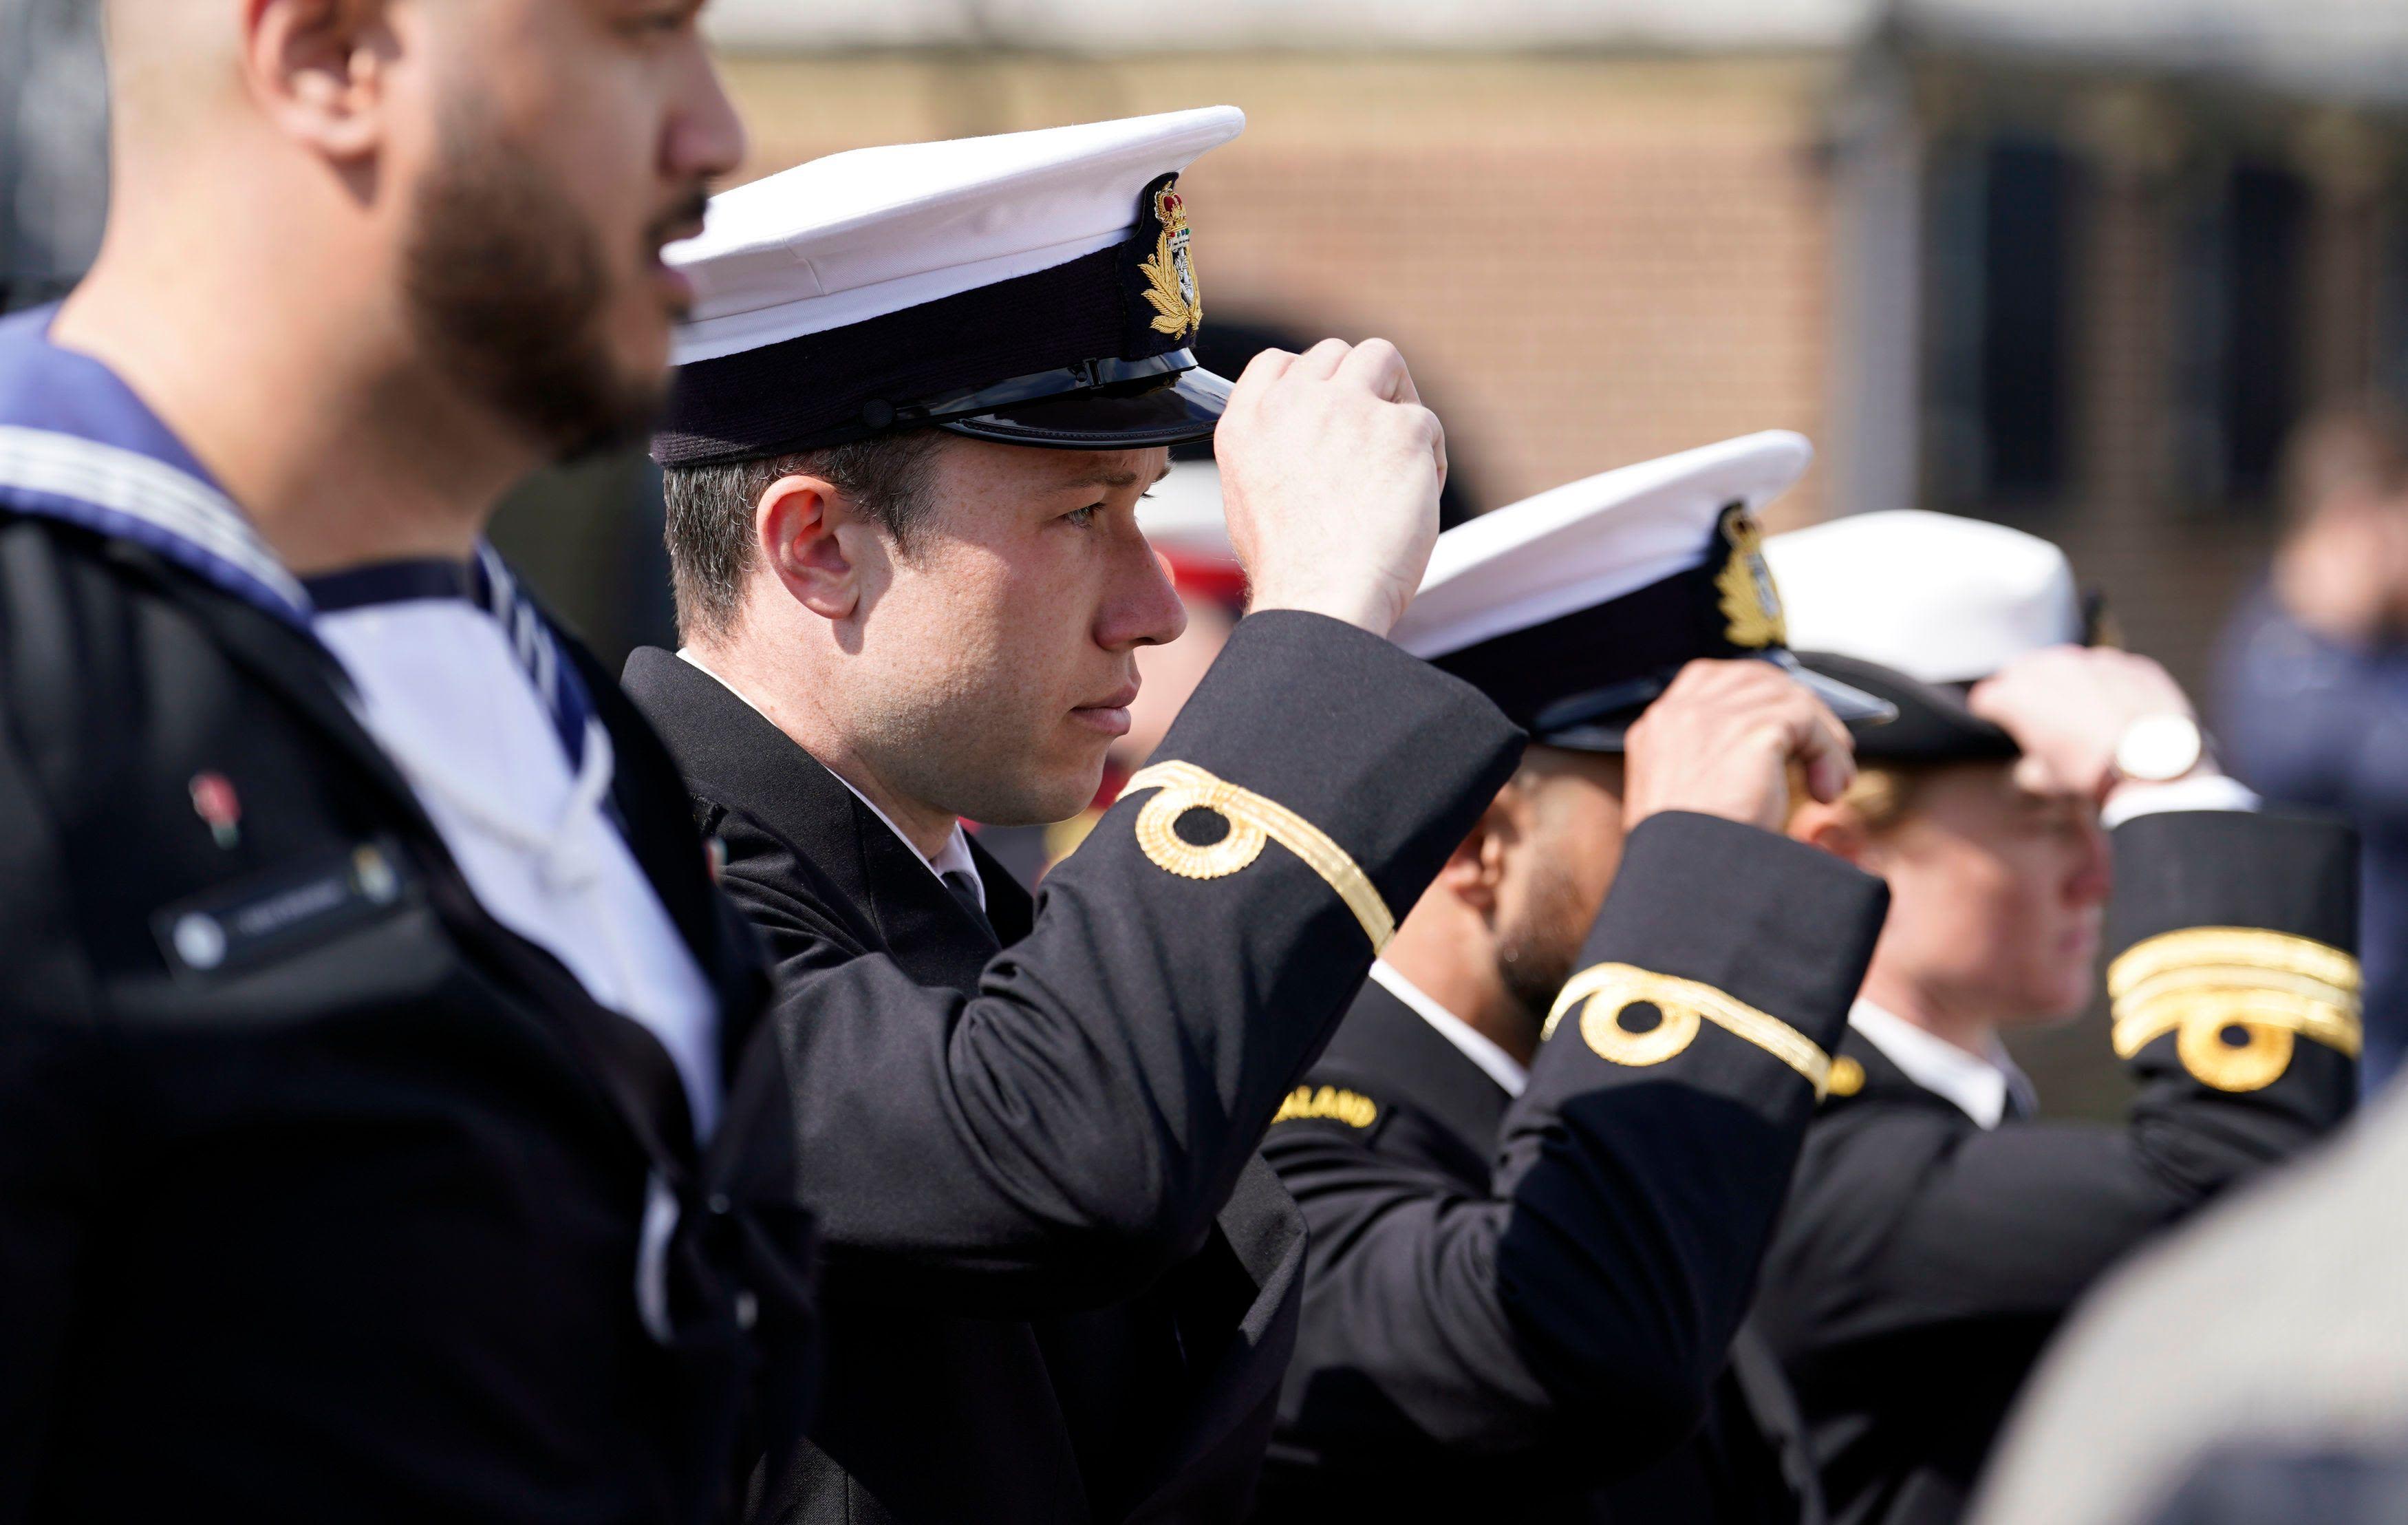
[1212,339,1448,637]
[1623,660,1857,834]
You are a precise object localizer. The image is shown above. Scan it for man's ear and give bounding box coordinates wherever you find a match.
[758,474,862,621]
[1432,796,1518,918]
[1791,800,1876,871]
[243,0,398,161]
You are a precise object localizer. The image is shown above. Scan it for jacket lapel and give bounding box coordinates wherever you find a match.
[622,646,1000,988]
[1319,980,1517,1166]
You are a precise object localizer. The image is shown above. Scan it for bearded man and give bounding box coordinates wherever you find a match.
[0,1,802,1520]
[1253,434,1893,1525]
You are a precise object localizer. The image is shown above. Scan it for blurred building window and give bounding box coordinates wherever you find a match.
[1925,136,2075,510]
[2174,160,2310,509]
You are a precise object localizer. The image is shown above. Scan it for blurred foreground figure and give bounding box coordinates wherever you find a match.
[627,111,1523,1524]
[0,2,819,1522]
[1254,434,1895,1525]
[1970,1083,2408,1525]
[2214,403,2408,1093]
[1753,511,2361,1525]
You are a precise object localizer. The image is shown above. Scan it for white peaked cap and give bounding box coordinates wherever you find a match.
[1392,431,1814,659]
[1764,509,2083,684]
[670,107,1246,367]
[1136,459,1235,560]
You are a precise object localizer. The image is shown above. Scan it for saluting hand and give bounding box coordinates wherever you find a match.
[1622,659,1856,834]
[1968,645,2208,803]
[1214,338,1448,637]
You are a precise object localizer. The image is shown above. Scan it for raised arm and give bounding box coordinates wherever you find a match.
[1761,807,2357,1387]
[731,610,1522,1316]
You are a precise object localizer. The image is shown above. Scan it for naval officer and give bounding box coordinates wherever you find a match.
[0,1,810,1522]
[1751,511,2360,1525]
[1251,432,1892,1524]
[625,110,1523,1524]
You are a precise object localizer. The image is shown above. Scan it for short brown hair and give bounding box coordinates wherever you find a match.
[661,429,946,641]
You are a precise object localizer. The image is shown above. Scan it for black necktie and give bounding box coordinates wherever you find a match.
[941,869,993,941]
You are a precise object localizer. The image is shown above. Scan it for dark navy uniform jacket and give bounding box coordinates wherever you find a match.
[625,616,1523,1525]
[1252,813,1889,1522]
[1755,809,2362,1525]
[0,313,811,1523]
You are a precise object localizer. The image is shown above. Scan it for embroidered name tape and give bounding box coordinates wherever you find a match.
[153,840,413,979]
[1123,759,1395,950]
[1544,961,1834,1097]
[1273,1085,1379,1129]
[2109,926,2363,1093]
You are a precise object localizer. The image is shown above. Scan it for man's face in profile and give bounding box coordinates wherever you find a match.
[399,0,742,459]
[831,436,1189,829]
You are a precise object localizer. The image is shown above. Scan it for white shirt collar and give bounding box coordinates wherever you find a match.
[676,648,983,910]
[1369,961,1529,1098]
[1847,999,2032,1129]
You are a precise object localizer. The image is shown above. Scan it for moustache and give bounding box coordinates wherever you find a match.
[649,186,713,251]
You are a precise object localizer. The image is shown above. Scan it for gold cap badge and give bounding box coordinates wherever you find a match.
[1139,182,1203,340]
[1714,504,1788,650]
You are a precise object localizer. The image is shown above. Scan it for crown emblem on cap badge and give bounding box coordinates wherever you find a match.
[1140,183,1203,339]
[1715,506,1789,650]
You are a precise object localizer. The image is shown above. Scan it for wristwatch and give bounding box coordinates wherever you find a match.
[2113,713,2205,784]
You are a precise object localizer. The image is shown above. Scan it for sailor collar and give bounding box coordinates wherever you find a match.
[0,306,598,771]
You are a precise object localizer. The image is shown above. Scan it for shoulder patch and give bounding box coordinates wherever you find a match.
[1272,1084,1379,1129]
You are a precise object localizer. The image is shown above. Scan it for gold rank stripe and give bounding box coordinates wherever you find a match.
[2111,991,2363,1062]
[2108,927,2364,1064]
[2107,926,2360,998]
[1124,760,1397,951]
[1544,962,1836,1098]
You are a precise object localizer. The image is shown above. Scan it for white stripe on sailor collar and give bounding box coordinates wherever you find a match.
[0,423,308,619]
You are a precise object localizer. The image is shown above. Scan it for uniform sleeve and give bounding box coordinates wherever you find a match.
[0,702,111,1522]
[1759,809,2358,1391]
[735,611,1523,1317]
[1270,813,1889,1473]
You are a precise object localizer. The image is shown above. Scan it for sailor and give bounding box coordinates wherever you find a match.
[624,109,1524,1523]
[0,2,808,1521]
[1251,432,1895,1524]
[1752,509,2361,1525]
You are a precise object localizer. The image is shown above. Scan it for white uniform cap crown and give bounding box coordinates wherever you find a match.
[1763,509,2081,684]
[1392,431,1813,659]
[670,107,1245,365]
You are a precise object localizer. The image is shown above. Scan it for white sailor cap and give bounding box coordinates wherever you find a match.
[654,107,1245,467]
[1390,431,1893,751]
[1763,509,2090,761]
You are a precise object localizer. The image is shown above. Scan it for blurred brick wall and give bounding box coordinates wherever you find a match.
[720,52,1845,522]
